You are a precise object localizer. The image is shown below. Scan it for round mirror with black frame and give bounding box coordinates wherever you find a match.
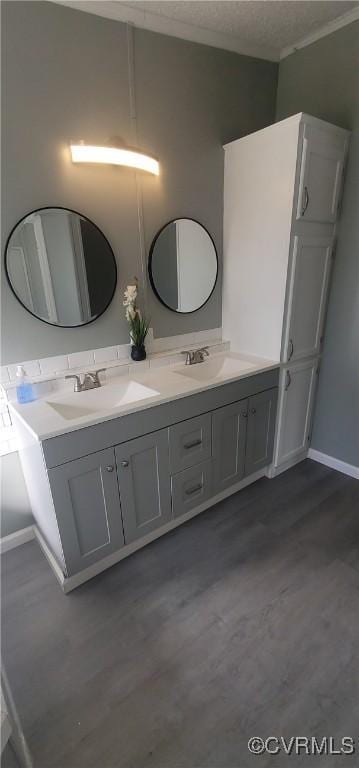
[148,218,218,314]
[4,206,117,328]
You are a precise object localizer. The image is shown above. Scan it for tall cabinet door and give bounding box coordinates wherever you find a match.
[274,360,317,468]
[212,399,248,494]
[48,448,124,576]
[295,123,347,223]
[283,235,332,362]
[245,389,277,476]
[115,429,172,544]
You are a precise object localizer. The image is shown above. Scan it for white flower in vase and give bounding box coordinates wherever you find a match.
[123,284,138,307]
[123,279,150,361]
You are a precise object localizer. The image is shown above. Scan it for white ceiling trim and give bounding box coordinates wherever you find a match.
[53,2,359,64]
[280,6,359,59]
[52,1,279,61]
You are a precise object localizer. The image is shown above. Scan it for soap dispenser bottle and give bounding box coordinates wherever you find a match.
[16,365,35,404]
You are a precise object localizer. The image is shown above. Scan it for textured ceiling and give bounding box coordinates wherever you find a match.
[123,1,358,50]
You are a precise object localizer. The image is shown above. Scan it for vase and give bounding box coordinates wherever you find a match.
[131,344,146,362]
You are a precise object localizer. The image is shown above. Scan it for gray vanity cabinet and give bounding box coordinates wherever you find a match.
[115,429,172,544]
[19,368,278,590]
[48,448,125,576]
[244,389,277,476]
[212,399,248,494]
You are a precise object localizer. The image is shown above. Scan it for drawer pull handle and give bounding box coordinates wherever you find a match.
[288,338,294,361]
[184,438,202,450]
[185,483,203,496]
[121,460,129,468]
[302,185,309,216]
[106,465,114,472]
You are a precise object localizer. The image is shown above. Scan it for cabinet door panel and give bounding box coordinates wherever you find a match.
[284,235,332,362]
[275,361,317,467]
[245,389,277,476]
[296,124,347,223]
[48,448,124,576]
[116,429,172,544]
[212,399,248,493]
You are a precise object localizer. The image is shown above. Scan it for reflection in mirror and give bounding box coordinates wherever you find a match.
[149,218,218,313]
[5,208,117,327]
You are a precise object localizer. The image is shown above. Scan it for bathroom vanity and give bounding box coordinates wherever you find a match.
[10,354,279,591]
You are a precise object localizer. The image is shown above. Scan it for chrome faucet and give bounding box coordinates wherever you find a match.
[181,347,209,365]
[65,369,106,392]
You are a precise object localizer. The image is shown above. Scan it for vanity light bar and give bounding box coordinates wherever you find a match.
[70,144,160,176]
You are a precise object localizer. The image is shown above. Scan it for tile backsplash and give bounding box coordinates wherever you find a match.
[1,327,224,386]
[38,355,69,376]
[93,346,120,364]
[6,360,41,382]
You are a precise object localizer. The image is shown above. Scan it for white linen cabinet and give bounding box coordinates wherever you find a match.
[222,113,350,475]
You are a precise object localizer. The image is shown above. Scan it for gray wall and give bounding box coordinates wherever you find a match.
[0,453,33,537]
[277,21,359,467]
[1,0,278,364]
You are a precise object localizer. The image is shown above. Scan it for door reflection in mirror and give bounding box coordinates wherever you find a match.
[5,207,117,327]
[149,218,218,313]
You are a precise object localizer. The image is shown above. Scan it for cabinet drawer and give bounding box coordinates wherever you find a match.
[169,413,211,473]
[172,460,212,518]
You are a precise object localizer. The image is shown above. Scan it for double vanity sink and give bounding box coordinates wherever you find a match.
[11,352,279,591]
[17,353,275,438]
[48,359,246,422]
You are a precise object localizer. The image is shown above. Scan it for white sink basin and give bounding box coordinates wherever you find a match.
[46,380,159,421]
[175,356,258,382]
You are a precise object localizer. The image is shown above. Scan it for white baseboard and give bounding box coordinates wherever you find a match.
[266,452,307,478]
[308,449,359,480]
[0,525,35,554]
[34,527,66,590]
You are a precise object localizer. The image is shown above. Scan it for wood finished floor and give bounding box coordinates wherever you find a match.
[2,460,359,768]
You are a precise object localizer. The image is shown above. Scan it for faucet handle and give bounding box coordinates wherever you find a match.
[198,346,209,356]
[87,368,106,386]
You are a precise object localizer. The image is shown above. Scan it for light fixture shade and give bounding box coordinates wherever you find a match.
[70,144,160,176]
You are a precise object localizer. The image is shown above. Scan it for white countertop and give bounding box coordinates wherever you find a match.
[9,352,279,442]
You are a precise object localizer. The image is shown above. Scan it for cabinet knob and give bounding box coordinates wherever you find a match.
[106,465,114,472]
[241,410,248,418]
[121,460,129,468]
[251,408,256,415]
